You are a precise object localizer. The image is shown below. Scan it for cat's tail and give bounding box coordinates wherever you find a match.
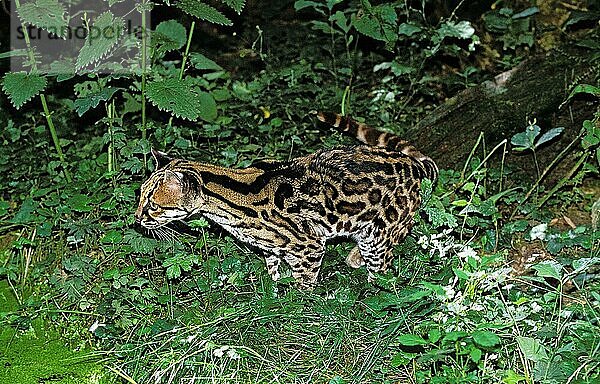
[313,111,438,181]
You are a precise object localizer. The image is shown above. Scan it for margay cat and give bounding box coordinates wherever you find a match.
[135,112,438,287]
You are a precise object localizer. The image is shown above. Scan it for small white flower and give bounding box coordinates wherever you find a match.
[89,320,105,333]
[471,303,484,312]
[218,274,228,281]
[185,334,197,343]
[530,223,548,240]
[489,353,498,360]
[530,302,542,313]
[443,285,456,300]
[561,310,573,319]
[457,246,479,261]
[446,301,467,315]
[213,346,227,358]
[226,348,241,360]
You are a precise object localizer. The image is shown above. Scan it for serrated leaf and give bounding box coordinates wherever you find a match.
[351,4,397,46]
[223,0,245,14]
[472,330,500,347]
[190,53,223,71]
[76,12,124,70]
[146,78,217,121]
[74,86,119,116]
[176,0,232,26]
[2,72,47,109]
[397,334,428,346]
[154,20,187,52]
[535,127,563,148]
[17,0,68,38]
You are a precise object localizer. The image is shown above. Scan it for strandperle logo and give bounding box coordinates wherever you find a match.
[10,0,149,74]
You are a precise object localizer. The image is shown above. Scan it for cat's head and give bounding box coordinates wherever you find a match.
[135,149,201,229]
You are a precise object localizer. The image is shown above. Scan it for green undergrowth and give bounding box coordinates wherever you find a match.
[0,281,104,384]
[1,0,600,383]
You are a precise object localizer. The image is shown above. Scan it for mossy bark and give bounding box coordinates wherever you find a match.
[411,48,598,171]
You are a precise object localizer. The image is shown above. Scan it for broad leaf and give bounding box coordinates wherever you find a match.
[76,12,124,70]
[397,334,428,346]
[154,20,187,52]
[535,127,564,148]
[176,0,232,26]
[17,0,68,38]
[2,72,47,109]
[190,53,223,71]
[146,77,217,121]
[74,86,119,116]
[516,336,549,362]
[532,260,563,280]
[472,330,500,347]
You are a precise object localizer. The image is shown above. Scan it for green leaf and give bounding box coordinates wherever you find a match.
[74,87,119,116]
[294,1,326,12]
[516,336,548,362]
[76,12,124,70]
[198,91,217,121]
[398,22,422,37]
[470,347,482,362]
[397,334,428,346]
[443,331,468,341]
[146,78,215,121]
[428,329,441,343]
[176,0,232,26]
[582,120,599,149]
[2,72,47,109]
[502,370,527,384]
[472,330,500,347]
[154,20,187,52]
[511,124,540,150]
[511,7,539,19]
[190,53,224,71]
[17,0,68,38]
[223,0,245,14]
[146,78,201,120]
[101,230,123,244]
[532,260,563,280]
[351,4,397,47]
[68,194,93,212]
[535,127,564,148]
[10,198,39,224]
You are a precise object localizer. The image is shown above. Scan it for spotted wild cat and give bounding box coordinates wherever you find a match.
[135,112,438,287]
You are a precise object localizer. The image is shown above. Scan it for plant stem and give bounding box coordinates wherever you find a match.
[510,128,584,219]
[167,21,195,129]
[536,152,589,209]
[140,0,148,166]
[14,0,72,182]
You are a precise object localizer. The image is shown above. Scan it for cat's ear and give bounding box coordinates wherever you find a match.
[151,148,172,169]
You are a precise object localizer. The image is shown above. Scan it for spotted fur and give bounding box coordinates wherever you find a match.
[135,113,438,288]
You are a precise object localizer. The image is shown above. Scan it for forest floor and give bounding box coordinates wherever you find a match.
[0,1,599,383]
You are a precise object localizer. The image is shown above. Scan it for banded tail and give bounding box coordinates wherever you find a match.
[314,111,438,181]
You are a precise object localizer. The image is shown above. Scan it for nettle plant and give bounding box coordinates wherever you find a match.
[0,0,245,305]
[2,0,244,178]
